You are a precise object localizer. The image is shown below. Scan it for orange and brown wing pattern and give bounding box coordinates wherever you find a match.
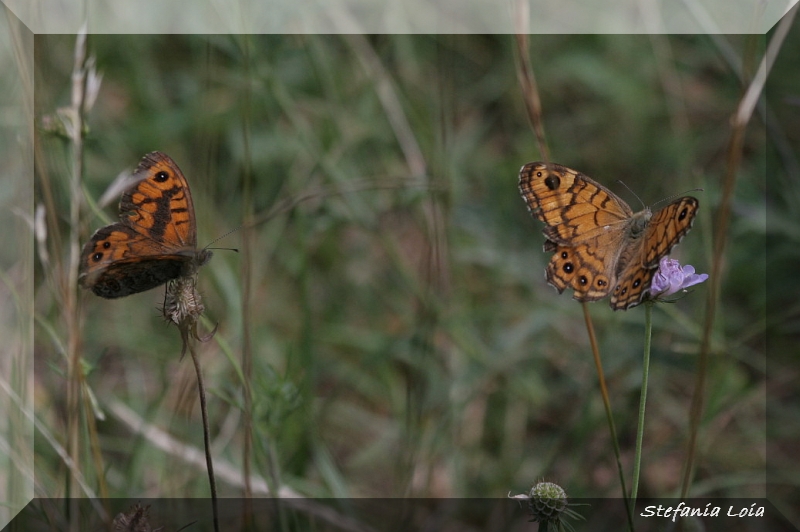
[641,197,698,268]
[121,151,198,249]
[609,266,656,310]
[78,225,191,298]
[544,240,617,301]
[518,162,633,246]
[609,196,698,310]
[79,152,205,299]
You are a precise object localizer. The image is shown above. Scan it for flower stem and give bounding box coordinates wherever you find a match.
[632,301,653,504]
[581,303,634,532]
[189,344,220,532]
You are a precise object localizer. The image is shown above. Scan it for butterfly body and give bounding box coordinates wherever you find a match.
[519,162,698,310]
[79,152,211,299]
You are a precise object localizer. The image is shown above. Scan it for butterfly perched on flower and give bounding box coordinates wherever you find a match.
[519,162,698,310]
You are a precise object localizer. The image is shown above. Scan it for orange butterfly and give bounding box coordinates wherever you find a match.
[519,162,698,310]
[79,152,212,298]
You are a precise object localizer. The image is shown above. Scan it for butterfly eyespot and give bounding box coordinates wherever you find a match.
[560,251,569,259]
[632,278,641,288]
[562,262,573,273]
[579,275,588,285]
[155,171,169,182]
[536,171,544,177]
[596,279,607,287]
[92,252,103,261]
[620,287,628,295]
[102,241,111,249]
[679,207,688,220]
[544,175,561,190]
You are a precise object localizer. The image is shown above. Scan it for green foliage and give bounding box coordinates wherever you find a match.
[32,32,778,509]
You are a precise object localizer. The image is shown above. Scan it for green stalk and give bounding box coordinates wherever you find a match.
[631,301,653,504]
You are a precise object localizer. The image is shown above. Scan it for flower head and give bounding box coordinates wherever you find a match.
[649,256,708,299]
[509,481,585,532]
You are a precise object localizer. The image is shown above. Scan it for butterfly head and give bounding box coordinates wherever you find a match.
[176,248,213,279]
[198,248,213,266]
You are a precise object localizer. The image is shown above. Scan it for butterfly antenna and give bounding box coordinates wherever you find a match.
[651,187,705,208]
[616,180,646,209]
[617,179,704,209]
[204,224,243,252]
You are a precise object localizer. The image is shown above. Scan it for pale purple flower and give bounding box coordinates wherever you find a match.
[649,257,708,298]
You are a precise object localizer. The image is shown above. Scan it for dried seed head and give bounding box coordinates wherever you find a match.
[163,275,204,326]
[162,273,216,358]
[112,503,156,532]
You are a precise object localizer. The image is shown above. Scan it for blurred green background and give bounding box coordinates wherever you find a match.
[31,30,790,515]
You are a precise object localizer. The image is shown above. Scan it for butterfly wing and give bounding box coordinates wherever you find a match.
[640,197,698,268]
[78,225,193,298]
[120,151,198,249]
[543,240,622,301]
[609,197,698,310]
[519,162,634,245]
[79,152,201,298]
[520,162,634,301]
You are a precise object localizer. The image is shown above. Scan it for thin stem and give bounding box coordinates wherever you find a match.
[631,301,654,503]
[513,30,551,163]
[189,344,220,532]
[680,9,797,497]
[66,28,89,532]
[581,302,634,532]
[239,33,255,505]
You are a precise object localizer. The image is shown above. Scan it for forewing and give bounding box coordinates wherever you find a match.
[519,162,633,246]
[120,151,197,250]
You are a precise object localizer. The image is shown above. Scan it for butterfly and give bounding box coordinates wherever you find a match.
[79,151,212,299]
[518,162,698,310]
